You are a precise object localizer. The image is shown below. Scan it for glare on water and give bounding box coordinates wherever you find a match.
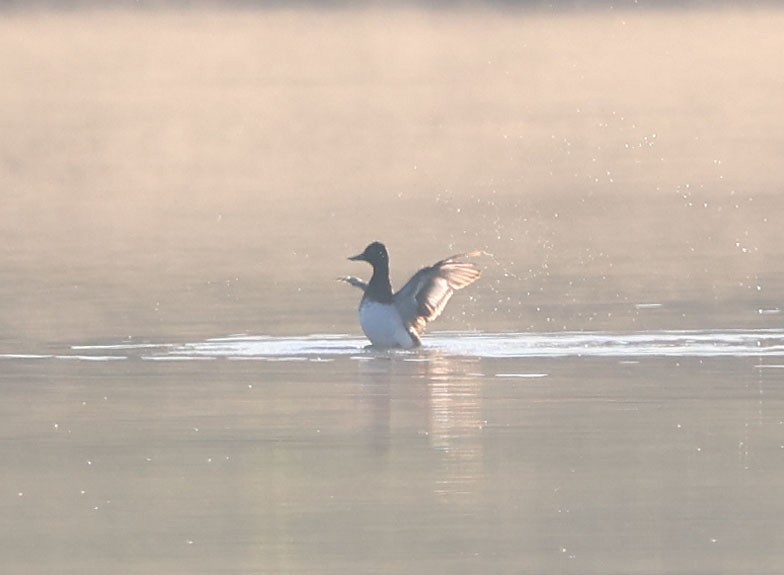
[2,5,784,574]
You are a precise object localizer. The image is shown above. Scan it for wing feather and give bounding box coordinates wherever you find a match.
[337,276,368,291]
[393,252,481,336]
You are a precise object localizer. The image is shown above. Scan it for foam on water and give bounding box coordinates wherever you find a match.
[4,329,784,362]
[111,329,784,360]
[427,329,784,359]
[159,329,784,359]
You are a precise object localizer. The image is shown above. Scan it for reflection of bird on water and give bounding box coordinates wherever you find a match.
[340,241,481,348]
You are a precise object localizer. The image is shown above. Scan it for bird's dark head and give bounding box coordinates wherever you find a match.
[349,241,389,267]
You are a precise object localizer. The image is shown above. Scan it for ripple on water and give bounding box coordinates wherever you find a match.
[4,329,784,363]
[138,329,784,360]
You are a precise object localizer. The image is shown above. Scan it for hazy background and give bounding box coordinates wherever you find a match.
[2,4,783,350]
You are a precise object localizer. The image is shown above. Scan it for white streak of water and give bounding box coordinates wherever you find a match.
[150,329,784,360]
[6,329,784,362]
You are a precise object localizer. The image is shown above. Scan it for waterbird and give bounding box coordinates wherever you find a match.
[340,241,481,348]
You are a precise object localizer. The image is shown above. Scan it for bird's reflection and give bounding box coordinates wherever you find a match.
[425,354,484,502]
[356,350,485,501]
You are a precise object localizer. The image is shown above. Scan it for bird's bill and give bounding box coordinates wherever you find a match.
[348,252,366,261]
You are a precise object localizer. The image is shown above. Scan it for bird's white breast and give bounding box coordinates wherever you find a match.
[358,301,415,349]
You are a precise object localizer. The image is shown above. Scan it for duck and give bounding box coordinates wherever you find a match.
[340,241,481,348]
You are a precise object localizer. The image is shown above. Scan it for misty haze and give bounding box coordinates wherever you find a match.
[2,4,783,574]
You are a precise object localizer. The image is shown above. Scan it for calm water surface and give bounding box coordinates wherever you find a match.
[3,340,784,574]
[2,6,784,574]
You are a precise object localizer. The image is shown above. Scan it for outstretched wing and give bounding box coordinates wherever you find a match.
[393,252,481,336]
[337,276,368,291]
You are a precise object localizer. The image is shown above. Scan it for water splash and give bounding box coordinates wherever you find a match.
[4,329,784,362]
[162,330,784,359]
[127,329,784,360]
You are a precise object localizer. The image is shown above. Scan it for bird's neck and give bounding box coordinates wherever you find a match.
[367,262,393,303]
